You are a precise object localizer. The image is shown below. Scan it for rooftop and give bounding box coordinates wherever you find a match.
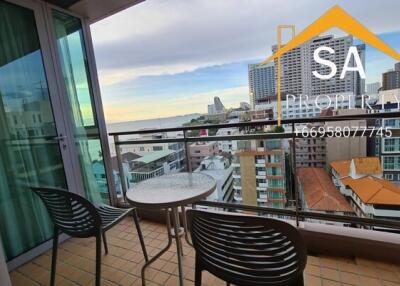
[342,176,400,205]
[352,157,382,175]
[330,157,382,178]
[132,150,174,164]
[10,217,400,286]
[297,168,354,213]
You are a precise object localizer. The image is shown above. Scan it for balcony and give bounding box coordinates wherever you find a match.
[9,217,400,286]
[2,0,400,285]
[2,111,400,286]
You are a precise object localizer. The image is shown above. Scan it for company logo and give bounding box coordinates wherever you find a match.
[261,5,400,125]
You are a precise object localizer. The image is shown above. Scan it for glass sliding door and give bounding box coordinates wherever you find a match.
[51,10,110,204]
[0,1,68,260]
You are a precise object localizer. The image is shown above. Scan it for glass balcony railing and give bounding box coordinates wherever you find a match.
[108,112,400,233]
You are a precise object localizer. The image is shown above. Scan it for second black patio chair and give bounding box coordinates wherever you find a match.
[188,209,307,286]
[31,187,148,286]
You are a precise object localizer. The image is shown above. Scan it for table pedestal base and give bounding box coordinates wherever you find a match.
[141,206,191,286]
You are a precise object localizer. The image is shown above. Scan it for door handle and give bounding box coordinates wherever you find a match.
[53,135,67,141]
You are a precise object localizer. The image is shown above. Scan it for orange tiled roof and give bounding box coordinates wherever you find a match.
[352,157,382,175]
[297,168,354,213]
[330,160,351,177]
[341,176,400,205]
[330,157,382,177]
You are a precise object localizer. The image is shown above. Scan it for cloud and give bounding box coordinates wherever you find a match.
[103,85,248,122]
[91,0,400,86]
[98,61,221,87]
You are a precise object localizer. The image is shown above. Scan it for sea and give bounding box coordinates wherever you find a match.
[107,113,201,134]
[106,113,201,156]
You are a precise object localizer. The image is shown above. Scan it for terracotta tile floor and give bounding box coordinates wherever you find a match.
[10,218,400,286]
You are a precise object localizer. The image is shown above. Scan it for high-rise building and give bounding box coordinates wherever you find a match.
[366,82,381,95]
[207,104,216,115]
[207,96,225,115]
[295,137,326,168]
[214,96,225,112]
[232,139,286,208]
[382,62,400,91]
[248,62,275,108]
[370,89,400,184]
[272,35,365,97]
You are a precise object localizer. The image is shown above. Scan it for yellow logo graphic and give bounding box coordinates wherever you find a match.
[261,5,400,125]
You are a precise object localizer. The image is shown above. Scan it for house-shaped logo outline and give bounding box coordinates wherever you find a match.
[262,5,400,64]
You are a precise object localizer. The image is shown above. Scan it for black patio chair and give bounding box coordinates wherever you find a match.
[31,187,148,286]
[187,210,307,286]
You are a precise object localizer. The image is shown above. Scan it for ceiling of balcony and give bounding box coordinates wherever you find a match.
[45,0,145,23]
[44,0,80,8]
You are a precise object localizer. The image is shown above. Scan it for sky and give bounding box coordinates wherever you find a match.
[90,0,400,123]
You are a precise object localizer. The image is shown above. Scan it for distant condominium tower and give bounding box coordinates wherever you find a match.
[272,35,365,97]
[248,62,275,108]
[214,96,225,112]
[382,62,400,91]
[366,82,381,95]
[208,96,225,115]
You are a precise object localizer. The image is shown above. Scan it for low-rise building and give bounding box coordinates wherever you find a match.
[297,167,354,217]
[189,141,218,170]
[130,149,185,183]
[216,127,239,153]
[330,157,400,219]
[195,156,234,202]
[255,92,355,122]
[115,133,184,157]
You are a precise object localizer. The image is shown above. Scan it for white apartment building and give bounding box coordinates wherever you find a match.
[216,127,239,153]
[255,92,356,121]
[195,156,234,202]
[130,149,185,183]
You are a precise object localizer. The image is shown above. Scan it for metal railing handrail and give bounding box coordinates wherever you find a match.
[194,201,400,230]
[109,111,400,136]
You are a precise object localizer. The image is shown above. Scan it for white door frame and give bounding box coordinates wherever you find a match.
[3,0,82,192]
[82,19,118,205]
[43,2,117,204]
[3,0,119,269]
[2,0,82,269]
[0,238,11,286]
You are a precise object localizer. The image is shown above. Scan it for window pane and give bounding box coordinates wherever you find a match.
[53,10,110,204]
[0,1,67,260]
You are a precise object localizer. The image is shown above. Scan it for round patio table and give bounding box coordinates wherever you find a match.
[126,172,216,286]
